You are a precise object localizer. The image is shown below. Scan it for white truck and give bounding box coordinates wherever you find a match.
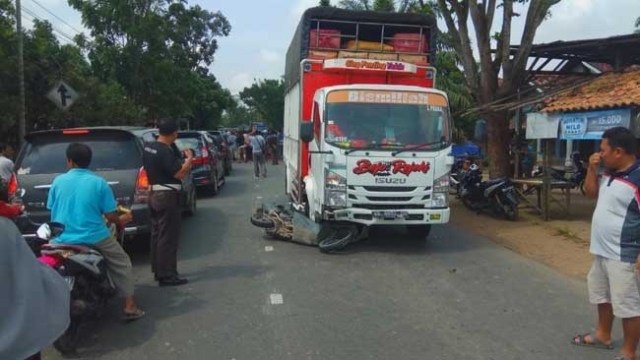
[282,7,453,243]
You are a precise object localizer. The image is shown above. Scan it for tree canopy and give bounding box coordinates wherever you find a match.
[239,79,286,131]
[0,0,233,146]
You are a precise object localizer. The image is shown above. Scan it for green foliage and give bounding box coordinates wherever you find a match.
[239,79,285,130]
[0,0,233,146]
[319,0,332,7]
[373,0,395,12]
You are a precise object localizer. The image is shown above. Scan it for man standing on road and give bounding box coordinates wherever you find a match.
[48,143,144,320]
[266,130,279,165]
[572,127,640,360]
[250,127,267,179]
[0,143,14,182]
[143,119,192,286]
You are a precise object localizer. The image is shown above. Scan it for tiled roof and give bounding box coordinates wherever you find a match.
[543,69,640,113]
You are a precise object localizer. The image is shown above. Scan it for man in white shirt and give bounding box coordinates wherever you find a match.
[0,143,14,182]
[249,128,266,179]
[572,127,640,360]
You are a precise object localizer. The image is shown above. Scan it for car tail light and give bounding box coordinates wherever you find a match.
[134,167,149,203]
[8,173,17,196]
[192,146,209,165]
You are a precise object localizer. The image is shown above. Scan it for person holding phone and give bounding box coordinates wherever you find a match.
[143,119,193,286]
[572,127,640,360]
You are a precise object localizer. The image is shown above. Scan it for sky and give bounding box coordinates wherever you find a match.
[21,0,640,94]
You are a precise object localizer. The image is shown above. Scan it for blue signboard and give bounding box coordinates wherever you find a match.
[559,109,631,140]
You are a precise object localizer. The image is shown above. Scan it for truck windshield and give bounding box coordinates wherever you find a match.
[324,90,450,151]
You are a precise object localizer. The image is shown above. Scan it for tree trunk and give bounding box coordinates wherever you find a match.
[484,110,510,178]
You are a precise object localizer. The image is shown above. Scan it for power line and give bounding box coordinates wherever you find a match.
[21,7,77,43]
[28,0,83,34]
[22,13,74,45]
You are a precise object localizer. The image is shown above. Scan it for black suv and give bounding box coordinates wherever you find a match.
[14,127,196,240]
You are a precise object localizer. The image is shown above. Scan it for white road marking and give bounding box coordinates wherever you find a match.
[265,246,274,252]
[270,293,284,305]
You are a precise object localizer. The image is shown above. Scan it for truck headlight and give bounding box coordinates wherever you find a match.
[325,170,347,208]
[431,173,449,208]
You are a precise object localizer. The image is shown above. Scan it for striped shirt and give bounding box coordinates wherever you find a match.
[591,160,640,263]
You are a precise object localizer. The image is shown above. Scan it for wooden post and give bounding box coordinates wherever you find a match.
[543,140,551,221]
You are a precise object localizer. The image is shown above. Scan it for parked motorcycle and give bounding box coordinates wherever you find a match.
[449,158,476,197]
[531,152,586,195]
[460,164,519,221]
[24,213,121,355]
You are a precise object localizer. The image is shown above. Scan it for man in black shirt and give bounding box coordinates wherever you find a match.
[143,119,193,286]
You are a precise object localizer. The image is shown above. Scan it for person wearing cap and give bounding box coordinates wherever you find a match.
[143,119,192,286]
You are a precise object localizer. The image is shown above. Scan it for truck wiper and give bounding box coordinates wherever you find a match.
[343,142,398,155]
[391,140,447,156]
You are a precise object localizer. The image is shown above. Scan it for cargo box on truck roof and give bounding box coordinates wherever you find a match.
[285,7,437,91]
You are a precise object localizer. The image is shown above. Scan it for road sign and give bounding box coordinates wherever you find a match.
[46,80,78,110]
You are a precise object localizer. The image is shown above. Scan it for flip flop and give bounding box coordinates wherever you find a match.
[572,333,614,350]
[122,308,145,322]
[613,355,632,360]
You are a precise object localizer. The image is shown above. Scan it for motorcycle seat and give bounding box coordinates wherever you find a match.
[484,178,506,186]
[41,243,93,254]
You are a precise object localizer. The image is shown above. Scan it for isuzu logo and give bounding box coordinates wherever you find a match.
[352,159,430,177]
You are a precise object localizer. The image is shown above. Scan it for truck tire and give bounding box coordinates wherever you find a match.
[407,225,431,239]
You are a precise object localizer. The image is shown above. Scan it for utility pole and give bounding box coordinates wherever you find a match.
[16,0,26,147]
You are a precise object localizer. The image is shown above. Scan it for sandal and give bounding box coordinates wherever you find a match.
[613,355,632,360]
[122,308,145,322]
[572,333,614,350]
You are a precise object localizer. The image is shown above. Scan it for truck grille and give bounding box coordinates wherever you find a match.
[365,196,412,202]
[361,186,417,192]
[352,204,425,210]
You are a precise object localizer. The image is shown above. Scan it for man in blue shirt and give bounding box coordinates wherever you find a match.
[48,143,144,321]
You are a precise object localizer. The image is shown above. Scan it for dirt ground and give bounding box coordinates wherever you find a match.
[450,189,596,279]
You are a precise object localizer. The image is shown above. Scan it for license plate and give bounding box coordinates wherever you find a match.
[63,276,75,290]
[372,211,408,219]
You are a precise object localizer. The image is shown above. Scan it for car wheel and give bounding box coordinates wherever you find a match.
[210,171,219,196]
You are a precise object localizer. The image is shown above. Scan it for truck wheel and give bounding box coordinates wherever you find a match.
[407,225,431,239]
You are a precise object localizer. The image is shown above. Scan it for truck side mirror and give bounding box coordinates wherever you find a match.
[300,121,314,143]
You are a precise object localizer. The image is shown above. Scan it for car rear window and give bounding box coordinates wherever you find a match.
[175,136,203,157]
[17,132,142,175]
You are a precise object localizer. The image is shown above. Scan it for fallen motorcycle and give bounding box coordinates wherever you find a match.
[250,203,361,253]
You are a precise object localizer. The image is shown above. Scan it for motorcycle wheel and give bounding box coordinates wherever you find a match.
[250,214,275,229]
[504,203,519,221]
[317,225,357,253]
[53,319,80,355]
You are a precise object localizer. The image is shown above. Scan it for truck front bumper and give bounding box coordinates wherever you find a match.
[323,207,450,226]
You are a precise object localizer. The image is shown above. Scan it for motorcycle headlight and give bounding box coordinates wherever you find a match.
[325,170,347,208]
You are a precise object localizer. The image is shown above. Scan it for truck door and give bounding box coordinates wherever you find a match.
[307,98,324,219]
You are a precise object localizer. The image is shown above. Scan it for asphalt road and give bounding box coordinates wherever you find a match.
[44,162,617,360]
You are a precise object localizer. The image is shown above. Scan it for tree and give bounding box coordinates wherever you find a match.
[635,16,640,33]
[319,0,332,6]
[68,0,231,120]
[436,0,560,176]
[239,79,285,130]
[373,0,395,12]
